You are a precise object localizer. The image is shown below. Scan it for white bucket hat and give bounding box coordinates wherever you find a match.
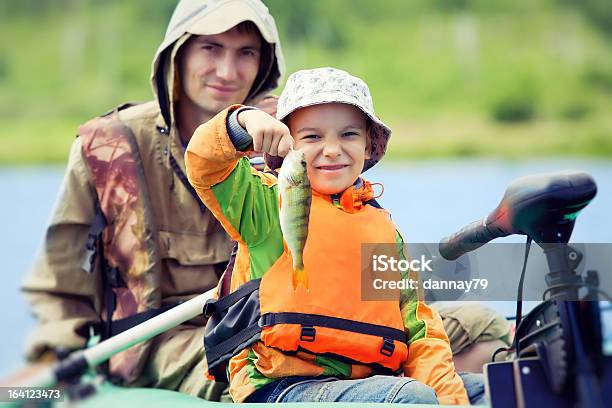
[275,67,392,172]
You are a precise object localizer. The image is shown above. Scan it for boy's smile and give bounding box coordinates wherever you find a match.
[316,164,349,172]
[288,103,371,195]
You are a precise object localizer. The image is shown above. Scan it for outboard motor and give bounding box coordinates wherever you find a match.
[439,170,607,408]
[439,170,596,259]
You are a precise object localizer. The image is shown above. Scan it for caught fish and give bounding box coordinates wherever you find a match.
[278,149,312,290]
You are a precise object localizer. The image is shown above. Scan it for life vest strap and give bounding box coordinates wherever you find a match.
[203,279,260,318]
[206,323,261,370]
[99,303,179,338]
[259,312,406,343]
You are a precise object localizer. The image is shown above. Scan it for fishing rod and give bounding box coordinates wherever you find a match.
[14,288,215,388]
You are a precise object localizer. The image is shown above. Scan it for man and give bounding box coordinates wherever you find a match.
[20,0,284,400]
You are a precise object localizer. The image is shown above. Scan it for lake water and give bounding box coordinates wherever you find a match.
[1,158,611,377]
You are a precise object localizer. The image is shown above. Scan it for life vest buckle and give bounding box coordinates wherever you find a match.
[300,326,316,342]
[107,267,121,288]
[86,233,97,251]
[202,299,216,318]
[380,338,395,357]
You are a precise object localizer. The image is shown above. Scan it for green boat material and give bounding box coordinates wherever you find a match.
[38,377,472,407]
[78,381,456,408]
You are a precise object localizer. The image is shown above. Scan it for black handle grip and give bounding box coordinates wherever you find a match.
[439,218,501,260]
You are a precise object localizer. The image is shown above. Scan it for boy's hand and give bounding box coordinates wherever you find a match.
[237,109,293,157]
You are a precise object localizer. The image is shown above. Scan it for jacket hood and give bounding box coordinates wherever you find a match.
[150,0,285,130]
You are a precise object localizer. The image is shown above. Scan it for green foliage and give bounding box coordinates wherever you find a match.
[433,0,471,12]
[0,0,611,163]
[559,101,592,121]
[491,87,537,123]
[264,0,347,49]
[564,0,612,37]
[583,64,612,92]
[0,56,7,82]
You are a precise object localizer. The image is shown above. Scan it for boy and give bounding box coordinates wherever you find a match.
[186,68,480,404]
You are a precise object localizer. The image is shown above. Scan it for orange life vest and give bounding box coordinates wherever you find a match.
[204,186,409,380]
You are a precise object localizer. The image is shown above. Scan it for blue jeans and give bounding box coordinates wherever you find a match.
[246,372,486,405]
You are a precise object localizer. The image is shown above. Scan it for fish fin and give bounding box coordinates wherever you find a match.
[292,267,308,291]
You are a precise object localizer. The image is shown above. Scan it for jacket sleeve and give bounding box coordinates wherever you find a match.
[397,232,469,405]
[185,105,281,251]
[21,137,102,361]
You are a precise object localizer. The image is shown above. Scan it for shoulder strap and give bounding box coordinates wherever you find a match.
[219,242,238,298]
[83,204,119,339]
[99,102,139,118]
[101,303,179,338]
[79,107,161,307]
[82,208,107,274]
[168,153,207,213]
[83,207,178,339]
[79,107,162,381]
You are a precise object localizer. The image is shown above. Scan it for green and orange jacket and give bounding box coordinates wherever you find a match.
[185,105,469,405]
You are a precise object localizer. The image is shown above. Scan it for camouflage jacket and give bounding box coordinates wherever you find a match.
[22,101,233,383]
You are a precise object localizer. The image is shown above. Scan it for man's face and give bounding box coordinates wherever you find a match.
[179,26,261,116]
[289,103,371,195]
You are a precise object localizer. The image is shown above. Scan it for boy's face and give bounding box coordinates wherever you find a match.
[288,103,371,195]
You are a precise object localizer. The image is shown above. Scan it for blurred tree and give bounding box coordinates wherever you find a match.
[0,0,82,16]
[435,0,471,12]
[564,0,612,36]
[490,85,538,123]
[0,56,7,83]
[264,0,347,49]
[265,0,312,42]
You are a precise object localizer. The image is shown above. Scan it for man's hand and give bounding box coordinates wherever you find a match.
[251,95,278,117]
[237,109,293,157]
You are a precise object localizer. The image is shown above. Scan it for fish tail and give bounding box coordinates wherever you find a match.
[292,266,308,290]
